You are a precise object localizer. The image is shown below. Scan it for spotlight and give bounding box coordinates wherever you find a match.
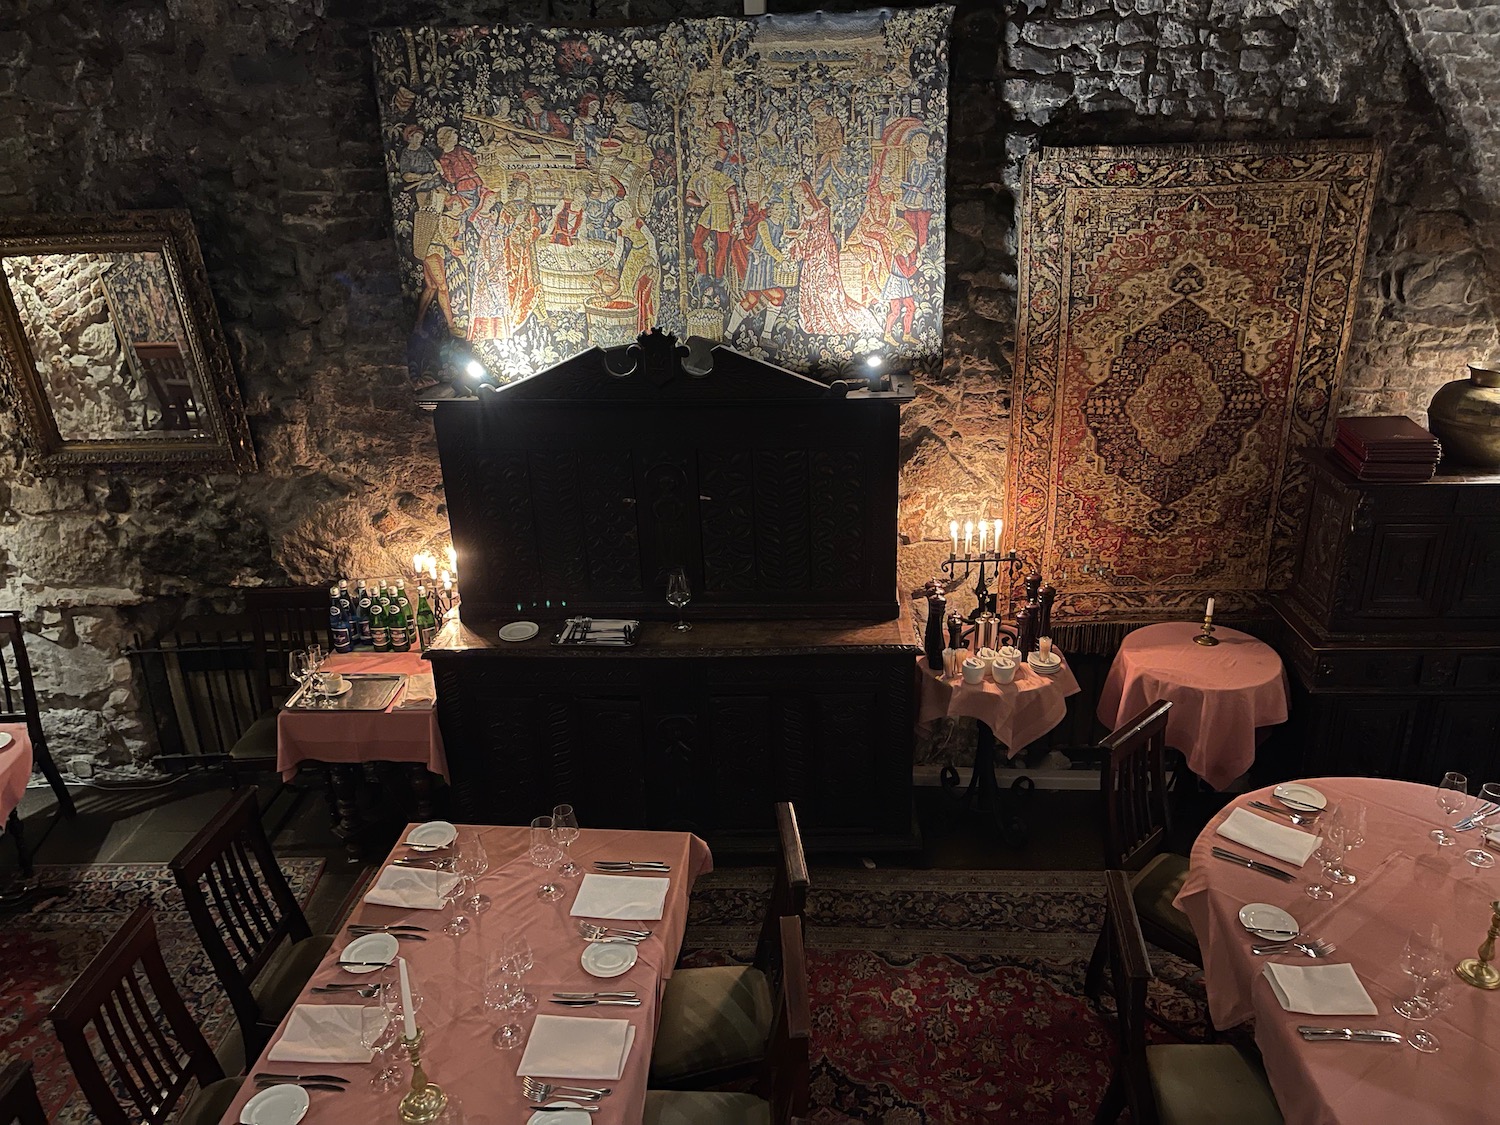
[865,354,885,370]
[465,359,487,381]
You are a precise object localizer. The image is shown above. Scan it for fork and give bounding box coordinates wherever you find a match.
[1249,801,1318,827]
[1253,939,1337,957]
[311,984,380,997]
[521,1077,611,1100]
[578,922,650,941]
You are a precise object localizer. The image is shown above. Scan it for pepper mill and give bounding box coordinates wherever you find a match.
[1024,572,1042,605]
[1037,584,1056,637]
[946,612,967,653]
[912,580,948,671]
[1015,606,1036,656]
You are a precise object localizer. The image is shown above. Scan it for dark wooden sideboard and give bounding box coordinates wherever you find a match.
[1276,451,1500,782]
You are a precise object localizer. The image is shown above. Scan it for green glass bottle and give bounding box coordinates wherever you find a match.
[370,602,390,652]
[415,584,438,649]
[388,592,411,651]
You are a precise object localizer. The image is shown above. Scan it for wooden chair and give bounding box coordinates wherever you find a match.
[643,914,812,1125]
[0,611,76,817]
[49,903,243,1125]
[225,586,329,782]
[0,1060,47,1125]
[169,786,333,1059]
[1094,870,1281,1125]
[1084,701,1202,1005]
[650,801,809,1088]
[134,341,198,431]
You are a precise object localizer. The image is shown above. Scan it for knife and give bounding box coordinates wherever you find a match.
[254,1073,351,1084]
[254,1080,349,1092]
[594,861,671,871]
[554,991,638,998]
[336,960,394,968]
[550,997,643,1006]
[1454,802,1498,831]
[1210,847,1296,881]
[1250,801,1315,822]
[530,1106,600,1113]
[347,923,429,932]
[1274,793,1324,811]
[1297,1026,1403,1043]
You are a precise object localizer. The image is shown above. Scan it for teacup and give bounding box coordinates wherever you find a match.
[990,658,1017,684]
[975,646,998,670]
[961,658,986,685]
[997,645,1021,663]
[321,672,346,693]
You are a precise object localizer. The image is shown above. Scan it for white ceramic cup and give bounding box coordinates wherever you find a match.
[975,646,998,670]
[997,645,1021,663]
[322,673,346,692]
[961,658,986,685]
[991,658,1017,684]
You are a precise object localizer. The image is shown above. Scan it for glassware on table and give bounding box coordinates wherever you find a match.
[553,804,581,878]
[457,831,490,914]
[304,643,328,707]
[442,867,471,937]
[531,815,565,902]
[1433,771,1468,846]
[1394,924,1446,1053]
[665,566,692,632]
[362,975,403,1091]
[486,947,526,1051]
[288,649,311,698]
[1329,799,1363,885]
[1306,809,1345,901]
[1464,782,1500,869]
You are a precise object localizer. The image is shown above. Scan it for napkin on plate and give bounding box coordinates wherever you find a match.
[266,1004,382,1064]
[516,1015,637,1080]
[568,873,669,920]
[1217,807,1322,867]
[1263,963,1378,1016]
[363,865,461,910]
[395,672,436,710]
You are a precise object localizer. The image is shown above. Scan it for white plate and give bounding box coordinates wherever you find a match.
[527,1102,591,1125]
[239,1084,310,1125]
[0,732,12,750]
[405,820,457,849]
[581,941,638,978]
[338,932,398,974]
[500,621,540,642]
[319,677,353,697]
[1027,652,1062,673]
[1238,903,1299,940]
[1273,783,1327,812]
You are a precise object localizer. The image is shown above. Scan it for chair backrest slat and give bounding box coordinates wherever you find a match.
[767,914,812,1125]
[756,801,810,972]
[0,1059,49,1125]
[1103,868,1159,1125]
[49,904,223,1125]
[1101,701,1173,871]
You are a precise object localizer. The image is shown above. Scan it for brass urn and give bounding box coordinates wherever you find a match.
[1428,364,1500,470]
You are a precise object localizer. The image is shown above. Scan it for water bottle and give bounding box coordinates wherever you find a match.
[329,605,353,653]
[355,597,373,645]
[370,603,390,652]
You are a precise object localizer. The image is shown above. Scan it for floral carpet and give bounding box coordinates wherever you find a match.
[0,860,324,1124]
[682,867,1208,1125]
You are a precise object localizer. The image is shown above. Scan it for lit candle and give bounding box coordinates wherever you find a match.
[977,520,988,553]
[995,518,1003,552]
[964,520,973,555]
[412,553,423,578]
[398,956,417,1039]
[445,545,457,575]
[1206,597,1215,621]
[949,520,958,556]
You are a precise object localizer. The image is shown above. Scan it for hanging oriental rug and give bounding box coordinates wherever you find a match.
[1006,141,1379,628]
[371,8,951,385]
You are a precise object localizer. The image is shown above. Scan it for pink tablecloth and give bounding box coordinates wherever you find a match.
[276,651,446,781]
[0,721,33,824]
[916,652,1081,752]
[1175,777,1500,1125]
[220,825,713,1125]
[1096,622,1287,790]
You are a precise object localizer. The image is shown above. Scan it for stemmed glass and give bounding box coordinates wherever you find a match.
[1329,799,1364,885]
[442,868,471,937]
[457,831,490,914]
[531,815,565,902]
[553,804,581,878]
[1464,782,1500,869]
[1433,771,1468,846]
[1306,808,1346,901]
[288,650,312,703]
[305,643,327,707]
[1394,924,1445,1052]
[665,567,692,632]
[361,974,403,1091]
[484,952,524,1050]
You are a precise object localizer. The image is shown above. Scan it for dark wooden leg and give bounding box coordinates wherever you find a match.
[407,763,435,821]
[1092,1069,1126,1125]
[321,766,340,827]
[1084,926,1108,1002]
[30,732,75,818]
[7,810,32,878]
[329,765,363,864]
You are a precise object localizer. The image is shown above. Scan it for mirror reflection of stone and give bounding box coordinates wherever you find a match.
[0,250,205,441]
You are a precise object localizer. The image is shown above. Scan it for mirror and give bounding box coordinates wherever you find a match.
[0,210,255,473]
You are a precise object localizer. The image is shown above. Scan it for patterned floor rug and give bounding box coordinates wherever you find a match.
[0,860,324,1124]
[682,867,1208,1125]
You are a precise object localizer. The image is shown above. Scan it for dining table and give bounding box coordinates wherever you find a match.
[219,823,713,1125]
[0,720,33,827]
[1096,621,1288,790]
[1174,776,1500,1125]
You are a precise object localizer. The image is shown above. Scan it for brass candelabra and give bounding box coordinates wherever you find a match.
[398,1027,448,1123]
[941,548,1026,624]
[1455,899,1500,990]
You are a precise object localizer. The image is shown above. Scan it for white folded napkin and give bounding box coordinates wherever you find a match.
[1217,807,1322,867]
[395,672,436,710]
[266,1004,382,1064]
[568,873,669,920]
[363,865,461,910]
[516,1015,637,1080]
[1263,963,1378,1016]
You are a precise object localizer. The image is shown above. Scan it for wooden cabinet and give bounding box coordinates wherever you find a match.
[427,617,918,854]
[1277,451,1500,782]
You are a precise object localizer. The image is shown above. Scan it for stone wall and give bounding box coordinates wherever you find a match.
[0,0,1495,772]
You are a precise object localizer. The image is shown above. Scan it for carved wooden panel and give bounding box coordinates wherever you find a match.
[699,451,756,593]
[1451,521,1500,619]
[1296,479,1345,618]
[1304,696,1419,778]
[751,450,813,590]
[1359,524,1448,617]
[811,450,867,591]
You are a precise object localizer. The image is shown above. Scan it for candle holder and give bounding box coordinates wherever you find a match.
[942,547,1027,625]
[1455,899,1500,990]
[398,1027,448,1123]
[1193,617,1219,646]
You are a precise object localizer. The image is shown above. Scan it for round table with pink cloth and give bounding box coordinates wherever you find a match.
[1174,776,1500,1125]
[916,652,1081,755]
[0,720,33,826]
[1096,621,1288,790]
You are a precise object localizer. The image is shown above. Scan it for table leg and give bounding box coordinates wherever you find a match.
[954,724,1030,844]
[406,763,435,821]
[328,764,363,864]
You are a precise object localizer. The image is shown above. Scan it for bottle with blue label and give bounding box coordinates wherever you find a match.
[329,605,353,654]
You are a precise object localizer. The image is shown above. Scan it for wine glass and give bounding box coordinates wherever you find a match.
[361,977,402,1091]
[553,804,581,878]
[442,869,471,937]
[1433,771,1468,846]
[457,831,490,914]
[488,942,528,1050]
[304,643,328,707]
[288,649,311,701]
[1464,782,1500,869]
[531,815,564,902]
[665,566,692,632]
[1329,799,1363,885]
[1306,809,1345,901]
[1394,924,1445,1054]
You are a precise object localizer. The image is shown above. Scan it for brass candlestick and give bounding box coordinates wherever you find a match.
[1455,899,1500,990]
[398,1027,448,1123]
[1193,617,1219,646]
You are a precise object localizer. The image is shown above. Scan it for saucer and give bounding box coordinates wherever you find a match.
[239,1084,309,1125]
[0,732,11,750]
[1273,783,1327,812]
[338,932,398,974]
[1027,651,1062,673]
[1238,902,1298,940]
[405,820,457,849]
[319,676,352,697]
[499,621,540,642]
[581,941,638,978]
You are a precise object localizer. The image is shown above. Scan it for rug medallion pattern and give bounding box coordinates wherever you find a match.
[1008,141,1380,621]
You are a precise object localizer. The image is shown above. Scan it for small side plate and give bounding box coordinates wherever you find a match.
[1273,783,1328,812]
[405,821,457,849]
[1238,902,1298,940]
[527,1102,591,1125]
[338,932,398,974]
[0,731,12,750]
[581,941,638,978]
[239,1084,310,1125]
[500,621,540,643]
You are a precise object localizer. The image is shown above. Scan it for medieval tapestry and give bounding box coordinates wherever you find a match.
[371,7,951,386]
[1006,140,1379,627]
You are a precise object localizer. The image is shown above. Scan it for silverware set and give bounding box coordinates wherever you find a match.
[551,989,641,1005]
[348,923,427,941]
[254,1072,348,1092]
[1252,938,1337,958]
[1249,800,1319,826]
[522,1077,612,1101]
[578,922,650,942]
[594,860,670,872]
[394,856,455,870]
[1454,801,1498,831]
[310,982,380,997]
[1211,846,1295,881]
[1297,1026,1402,1043]
[556,618,638,646]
